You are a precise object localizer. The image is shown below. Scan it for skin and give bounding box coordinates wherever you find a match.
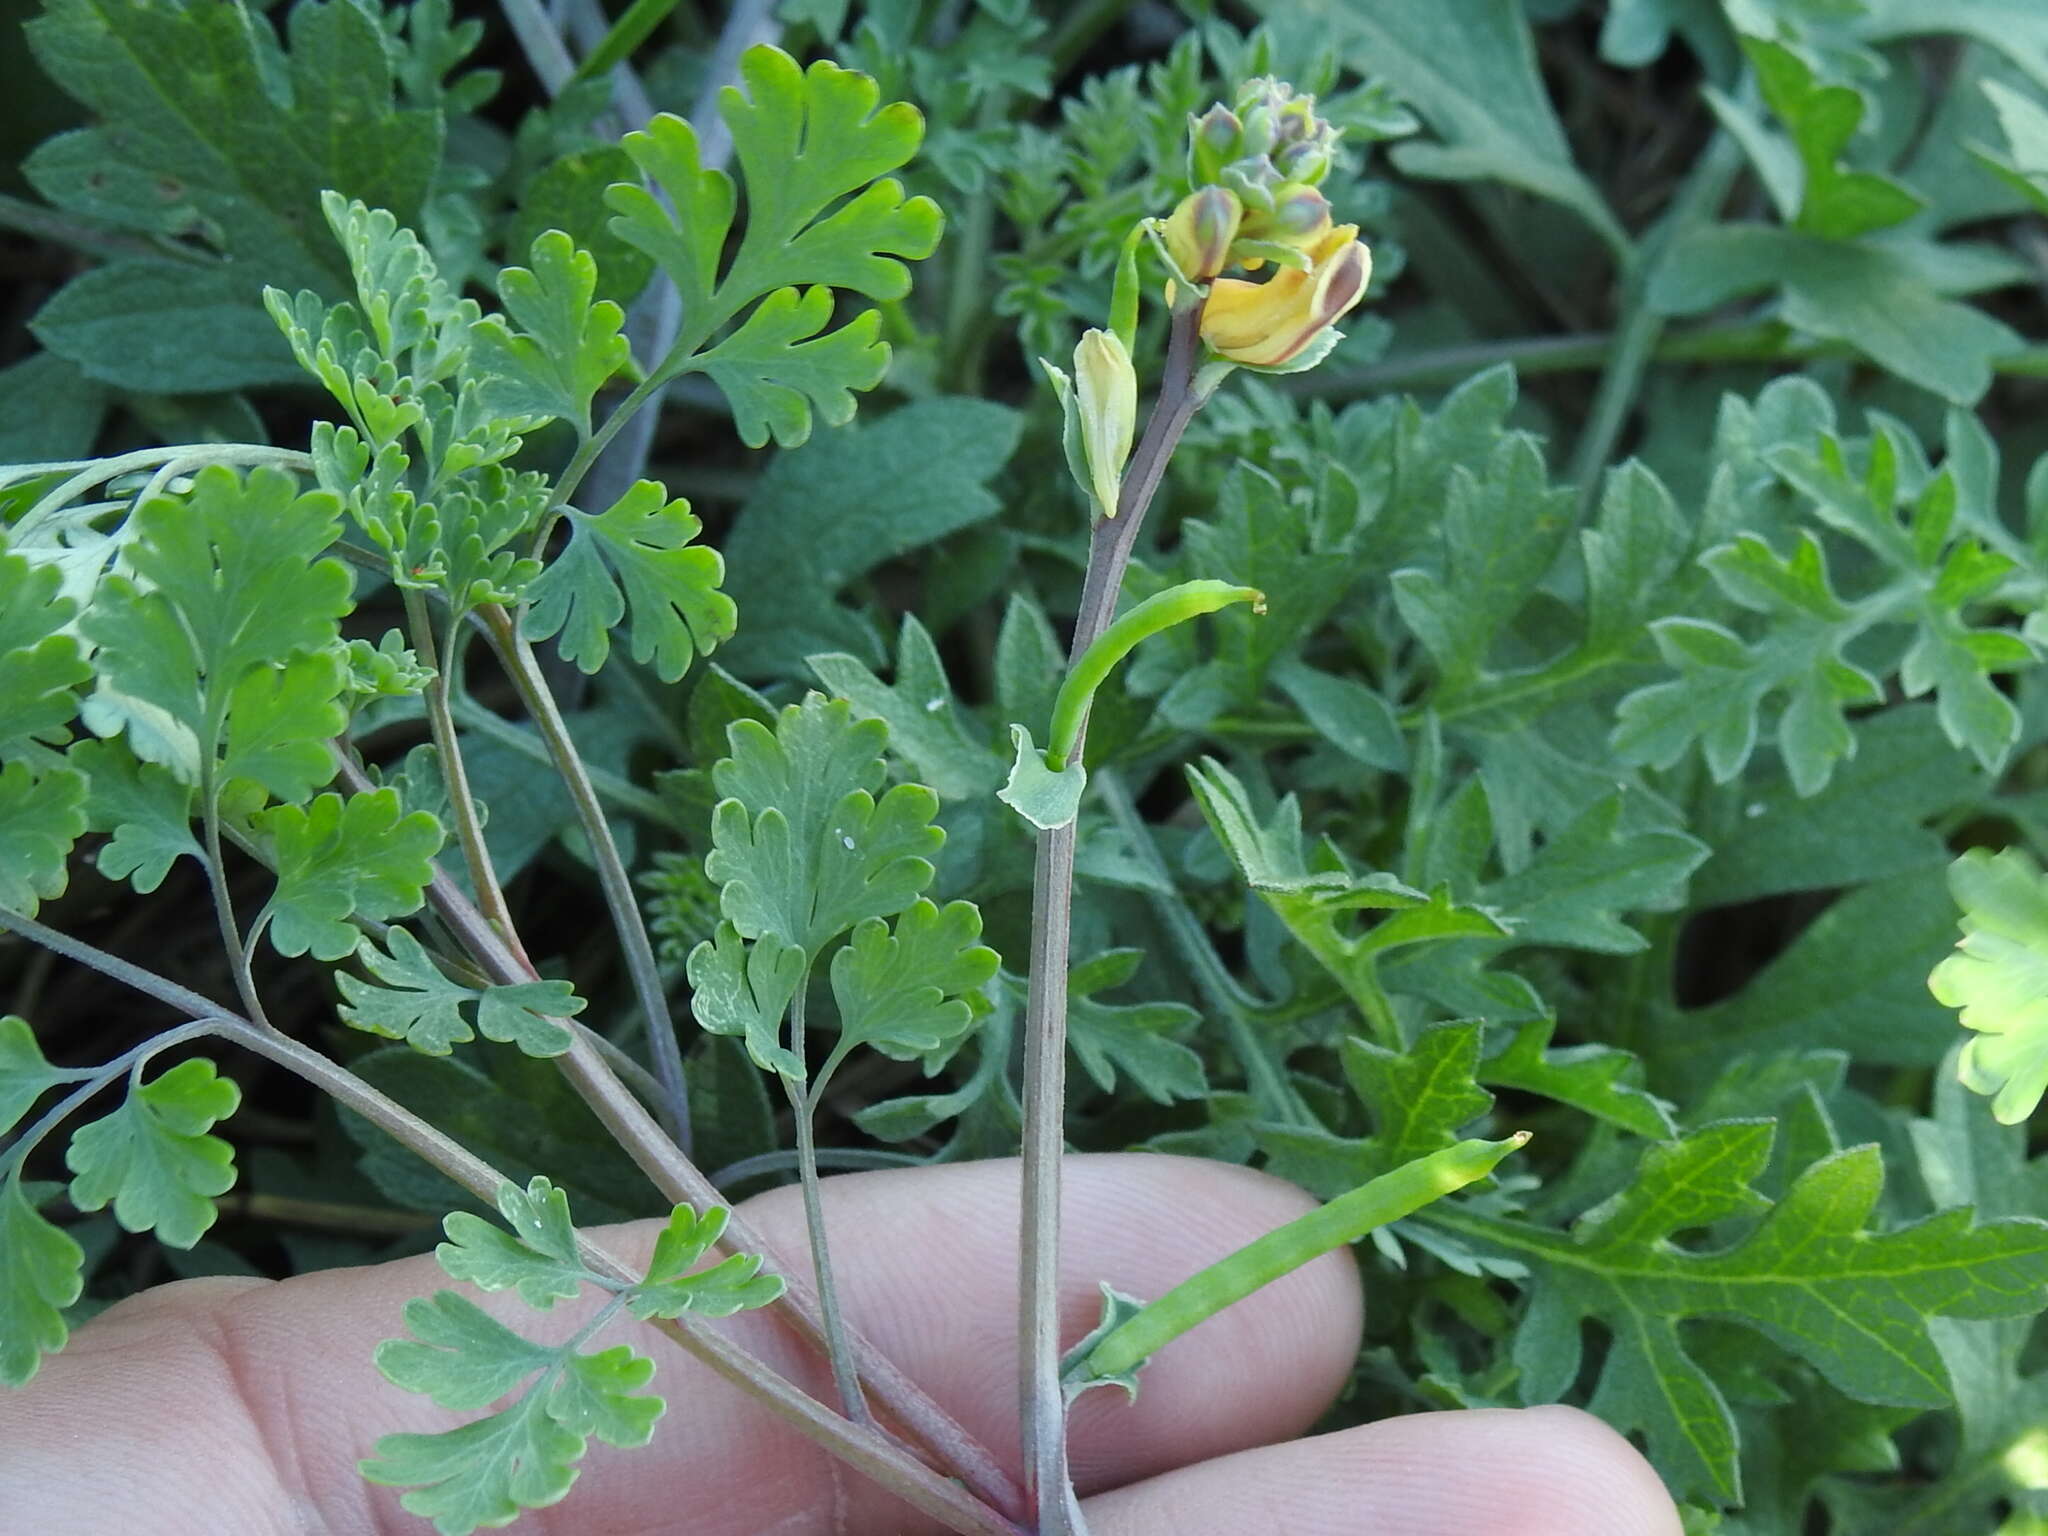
[0,1154,1683,1536]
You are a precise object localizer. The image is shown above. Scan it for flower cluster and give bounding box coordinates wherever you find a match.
[1163,79,1370,368]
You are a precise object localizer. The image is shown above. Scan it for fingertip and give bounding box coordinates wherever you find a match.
[1084,1404,1684,1536]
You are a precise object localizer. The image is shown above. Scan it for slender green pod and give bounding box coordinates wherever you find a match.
[1079,1132,1530,1385]
[1045,579,1264,769]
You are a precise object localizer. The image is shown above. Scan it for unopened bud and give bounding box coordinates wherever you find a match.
[1275,137,1333,185]
[1074,328,1137,518]
[1163,187,1243,283]
[1189,105,1241,186]
[1261,184,1332,247]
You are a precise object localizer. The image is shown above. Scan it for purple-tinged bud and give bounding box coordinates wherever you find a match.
[1163,186,1244,282]
[1188,105,1241,185]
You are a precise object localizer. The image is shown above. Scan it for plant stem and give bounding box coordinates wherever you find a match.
[550,373,666,514]
[1093,769,1311,1126]
[449,690,677,827]
[480,603,693,1149]
[1019,301,1208,1531]
[1567,130,1743,504]
[0,906,1026,1536]
[785,979,871,1424]
[405,590,533,971]
[197,768,273,1032]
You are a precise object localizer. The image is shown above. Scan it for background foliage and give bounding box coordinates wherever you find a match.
[5,0,2048,1531]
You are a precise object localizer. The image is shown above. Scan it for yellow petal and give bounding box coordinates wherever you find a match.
[1200,225,1370,366]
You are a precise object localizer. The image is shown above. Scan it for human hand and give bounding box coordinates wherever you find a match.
[0,1154,1681,1535]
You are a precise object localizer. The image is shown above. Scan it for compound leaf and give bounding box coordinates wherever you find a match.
[692,286,889,449]
[338,928,579,1058]
[607,45,941,440]
[436,1178,591,1310]
[627,1203,785,1320]
[523,480,735,683]
[219,649,347,806]
[362,1389,586,1536]
[79,466,351,785]
[69,738,201,895]
[685,922,806,1079]
[260,789,444,962]
[64,1057,240,1249]
[0,1017,70,1139]
[1434,1122,2048,1503]
[0,545,88,759]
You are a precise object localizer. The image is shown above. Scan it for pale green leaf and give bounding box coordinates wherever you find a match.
[1930,847,2048,1123]
[436,1178,591,1309]
[260,790,444,961]
[0,1180,84,1387]
[523,480,734,683]
[470,231,629,438]
[338,928,578,1058]
[65,1058,240,1249]
[829,898,998,1063]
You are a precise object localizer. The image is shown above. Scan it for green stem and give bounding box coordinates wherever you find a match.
[1567,130,1743,504]
[480,604,692,1149]
[19,444,312,542]
[549,373,666,515]
[1093,769,1310,1125]
[198,767,272,1032]
[787,973,870,1424]
[0,905,1024,1536]
[0,1018,226,1184]
[1020,301,1208,1533]
[405,590,532,971]
[449,691,676,828]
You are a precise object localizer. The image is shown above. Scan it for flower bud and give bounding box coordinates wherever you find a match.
[1073,328,1137,517]
[1188,105,1241,186]
[1239,183,1331,254]
[1200,224,1371,368]
[1163,186,1244,283]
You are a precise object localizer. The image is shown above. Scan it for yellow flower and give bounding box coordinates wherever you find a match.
[1073,328,1137,517]
[1200,224,1370,367]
